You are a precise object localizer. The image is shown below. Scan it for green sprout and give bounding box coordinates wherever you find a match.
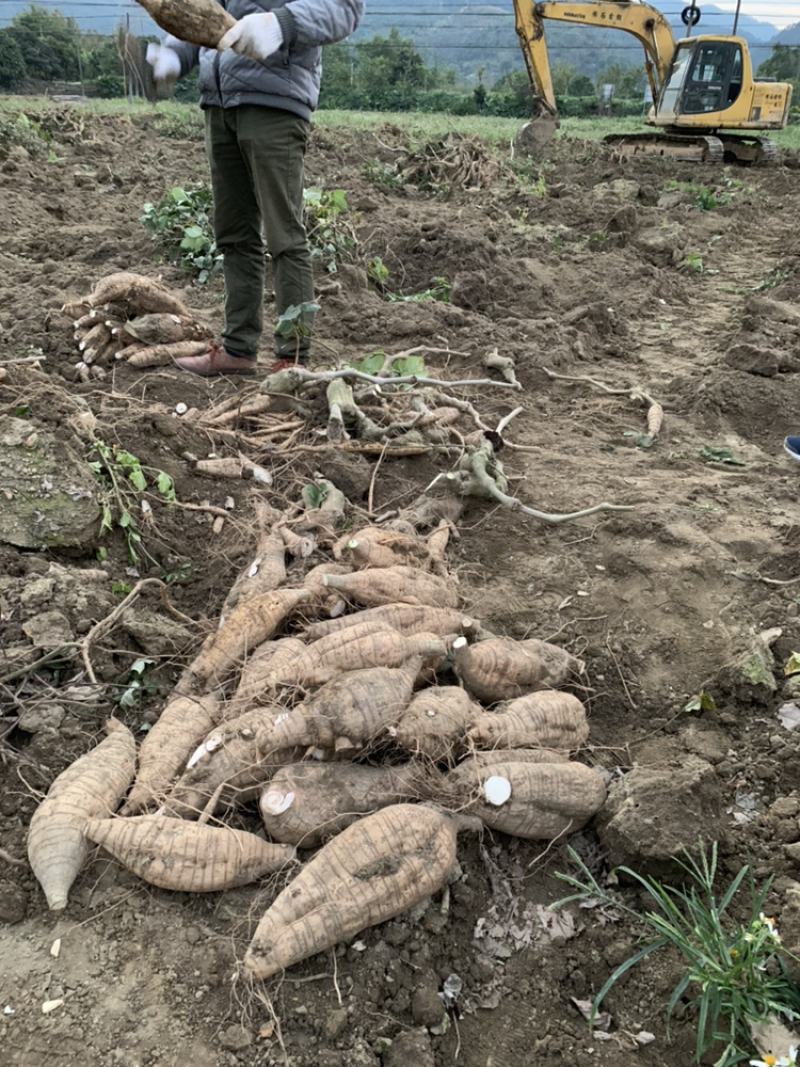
[552,843,800,1067]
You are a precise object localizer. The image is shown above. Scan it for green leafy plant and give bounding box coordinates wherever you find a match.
[163,559,192,585]
[301,483,328,509]
[0,112,55,162]
[683,251,719,275]
[552,844,800,1067]
[344,349,427,381]
[112,657,156,709]
[362,158,402,191]
[274,302,321,363]
[89,440,176,567]
[684,690,717,713]
[700,445,745,466]
[386,276,451,304]
[693,187,729,211]
[367,256,389,290]
[303,186,356,273]
[140,186,222,283]
[366,258,450,304]
[754,270,790,293]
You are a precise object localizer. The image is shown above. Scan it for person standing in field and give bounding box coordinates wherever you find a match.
[147,1,364,377]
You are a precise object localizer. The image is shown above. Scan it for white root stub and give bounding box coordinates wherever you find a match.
[186,733,223,770]
[260,790,295,816]
[483,776,512,807]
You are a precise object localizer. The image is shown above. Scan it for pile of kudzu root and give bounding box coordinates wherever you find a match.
[61,271,211,378]
[27,488,606,982]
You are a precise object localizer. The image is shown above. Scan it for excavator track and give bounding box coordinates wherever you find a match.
[603,133,725,163]
[714,135,777,165]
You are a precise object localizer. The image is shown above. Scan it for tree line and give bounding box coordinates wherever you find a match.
[1,4,798,119]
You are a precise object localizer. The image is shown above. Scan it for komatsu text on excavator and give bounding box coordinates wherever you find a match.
[512,0,792,162]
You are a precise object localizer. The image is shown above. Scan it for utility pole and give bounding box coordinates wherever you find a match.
[127,14,133,104]
[76,29,85,99]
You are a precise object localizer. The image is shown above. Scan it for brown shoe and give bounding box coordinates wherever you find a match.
[174,341,257,377]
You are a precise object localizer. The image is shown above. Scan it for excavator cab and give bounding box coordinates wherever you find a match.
[659,39,743,118]
[654,34,790,134]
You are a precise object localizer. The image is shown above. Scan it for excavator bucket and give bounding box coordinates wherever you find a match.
[513,113,559,156]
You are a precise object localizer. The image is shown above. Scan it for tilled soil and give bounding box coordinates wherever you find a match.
[3,105,800,1067]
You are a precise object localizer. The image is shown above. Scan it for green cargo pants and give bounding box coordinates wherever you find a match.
[204,105,315,360]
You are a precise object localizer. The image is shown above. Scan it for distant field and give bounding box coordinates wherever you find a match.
[2,96,799,151]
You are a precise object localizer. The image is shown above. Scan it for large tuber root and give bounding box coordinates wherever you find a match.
[133,0,236,49]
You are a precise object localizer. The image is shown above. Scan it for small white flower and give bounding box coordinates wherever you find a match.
[758,913,782,941]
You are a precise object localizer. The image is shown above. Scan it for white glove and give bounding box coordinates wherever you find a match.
[217,12,284,61]
[146,43,181,81]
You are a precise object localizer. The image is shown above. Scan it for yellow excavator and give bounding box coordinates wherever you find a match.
[512,0,792,162]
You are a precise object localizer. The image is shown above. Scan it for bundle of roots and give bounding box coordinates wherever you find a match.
[61,272,212,378]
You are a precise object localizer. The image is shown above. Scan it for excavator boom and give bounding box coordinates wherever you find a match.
[513,0,675,115]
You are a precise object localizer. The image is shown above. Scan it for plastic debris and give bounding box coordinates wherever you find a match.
[778,703,800,730]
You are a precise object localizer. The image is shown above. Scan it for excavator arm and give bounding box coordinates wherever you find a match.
[512,0,676,116]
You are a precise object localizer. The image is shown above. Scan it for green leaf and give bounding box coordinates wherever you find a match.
[118,683,140,708]
[329,188,348,213]
[302,484,327,509]
[700,445,745,466]
[392,355,426,378]
[128,468,146,491]
[14,404,30,417]
[784,652,800,677]
[347,351,385,376]
[156,471,175,498]
[684,690,717,714]
[590,938,669,1025]
[623,430,655,449]
[130,658,154,676]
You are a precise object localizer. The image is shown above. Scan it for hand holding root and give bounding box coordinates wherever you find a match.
[217,11,283,59]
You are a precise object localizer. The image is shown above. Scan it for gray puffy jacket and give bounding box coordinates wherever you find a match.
[170,0,364,121]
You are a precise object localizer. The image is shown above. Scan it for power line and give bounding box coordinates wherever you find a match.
[0,1,796,12]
